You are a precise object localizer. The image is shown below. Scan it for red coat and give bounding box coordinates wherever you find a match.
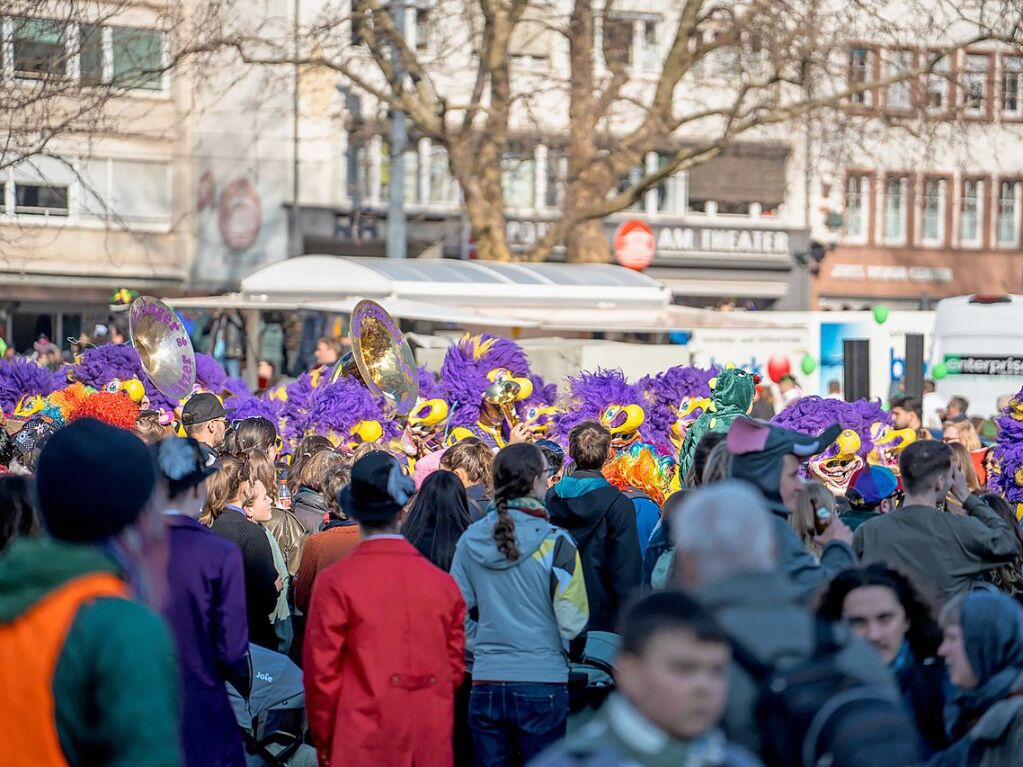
[303,536,466,767]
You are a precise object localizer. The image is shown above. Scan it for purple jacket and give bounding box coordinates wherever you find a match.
[163,514,250,767]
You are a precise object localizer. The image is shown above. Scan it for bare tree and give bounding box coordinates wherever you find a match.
[186,0,1023,262]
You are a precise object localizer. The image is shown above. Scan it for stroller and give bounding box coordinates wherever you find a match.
[228,644,316,767]
[568,631,620,732]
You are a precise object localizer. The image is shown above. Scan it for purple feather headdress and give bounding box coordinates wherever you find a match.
[551,369,644,448]
[72,344,143,388]
[527,374,558,407]
[226,393,283,425]
[772,396,890,456]
[304,378,400,443]
[280,372,318,448]
[440,334,531,428]
[418,366,445,402]
[195,353,228,393]
[991,386,1023,501]
[0,358,65,413]
[639,365,716,454]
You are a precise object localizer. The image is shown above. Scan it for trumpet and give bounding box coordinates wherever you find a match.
[483,379,521,429]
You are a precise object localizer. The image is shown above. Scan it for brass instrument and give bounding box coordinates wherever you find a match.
[483,379,521,429]
[330,299,419,416]
[128,296,196,400]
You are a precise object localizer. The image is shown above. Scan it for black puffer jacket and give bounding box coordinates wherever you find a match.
[291,487,327,534]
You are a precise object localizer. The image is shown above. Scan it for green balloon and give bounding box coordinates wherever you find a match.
[873,304,890,325]
[932,363,948,380]
[800,354,817,375]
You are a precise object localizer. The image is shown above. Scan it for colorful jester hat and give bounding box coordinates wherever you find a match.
[303,377,400,451]
[771,396,891,495]
[677,365,757,480]
[0,357,66,416]
[552,369,647,452]
[639,365,716,457]
[440,334,534,429]
[991,385,1023,503]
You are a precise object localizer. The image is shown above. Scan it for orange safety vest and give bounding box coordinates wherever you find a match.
[0,572,127,766]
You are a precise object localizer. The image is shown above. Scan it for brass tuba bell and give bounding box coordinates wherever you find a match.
[483,379,521,429]
[128,296,196,400]
[330,299,419,416]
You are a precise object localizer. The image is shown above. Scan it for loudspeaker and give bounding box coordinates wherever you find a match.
[844,339,870,402]
[905,334,924,401]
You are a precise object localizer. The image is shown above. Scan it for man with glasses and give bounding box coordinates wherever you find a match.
[181,393,229,455]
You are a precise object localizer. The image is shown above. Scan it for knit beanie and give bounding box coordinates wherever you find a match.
[36,418,156,543]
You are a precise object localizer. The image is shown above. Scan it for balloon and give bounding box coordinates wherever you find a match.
[767,355,791,383]
[872,304,890,325]
[932,363,948,380]
[800,354,817,376]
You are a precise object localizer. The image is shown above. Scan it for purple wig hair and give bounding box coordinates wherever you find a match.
[639,365,716,454]
[226,393,283,424]
[527,374,558,407]
[195,353,228,392]
[72,344,143,388]
[772,396,890,456]
[992,386,1023,501]
[440,334,531,428]
[551,369,645,448]
[304,378,401,443]
[418,366,445,402]
[280,372,318,447]
[0,358,66,413]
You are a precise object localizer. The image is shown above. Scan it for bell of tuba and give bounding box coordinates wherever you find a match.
[330,299,419,416]
[128,296,196,401]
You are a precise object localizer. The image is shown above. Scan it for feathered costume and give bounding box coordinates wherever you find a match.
[0,358,66,416]
[194,353,229,395]
[552,369,673,505]
[440,333,535,449]
[678,366,757,480]
[772,396,891,494]
[991,388,1023,512]
[640,365,716,457]
[71,344,172,412]
[303,377,399,450]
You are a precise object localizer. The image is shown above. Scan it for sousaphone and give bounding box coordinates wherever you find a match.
[330,299,419,416]
[128,296,196,400]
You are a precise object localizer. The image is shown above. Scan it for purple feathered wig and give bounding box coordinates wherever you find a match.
[280,372,318,448]
[440,334,531,428]
[72,344,143,388]
[418,366,445,402]
[226,393,284,424]
[639,365,716,455]
[550,369,645,449]
[303,378,401,443]
[772,396,890,456]
[194,353,228,393]
[0,358,65,413]
[992,386,1023,501]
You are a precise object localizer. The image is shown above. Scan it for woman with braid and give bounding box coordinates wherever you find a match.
[450,443,590,767]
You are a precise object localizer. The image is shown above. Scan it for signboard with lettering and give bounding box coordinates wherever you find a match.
[943,354,1023,376]
[830,263,954,284]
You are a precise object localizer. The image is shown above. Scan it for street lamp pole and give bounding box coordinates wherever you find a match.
[386,3,407,259]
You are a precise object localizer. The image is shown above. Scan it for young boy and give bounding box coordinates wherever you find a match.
[533,591,762,767]
[303,452,466,767]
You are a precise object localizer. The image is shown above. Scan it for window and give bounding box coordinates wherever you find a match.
[921,178,945,244]
[380,144,420,205]
[964,54,989,115]
[845,175,868,238]
[111,27,163,90]
[12,156,73,217]
[718,201,751,215]
[545,150,567,209]
[926,53,951,111]
[655,155,683,214]
[428,145,458,204]
[79,23,104,85]
[883,176,907,242]
[502,151,536,209]
[687,198,707,214]
[849,48,874,106]
[15,184,68,215]
[1003,56,1023,116]
[510,16,551,67]
[960,179,982,246]
[614,165,644,212]
[886,50,914,111]
[79,158,171,224]
[640,20,658,73]
[998,180,1019,247]
[0,183,5,213]
[414,8,430,53]
[13,18,66,79]
[603,18,633,69]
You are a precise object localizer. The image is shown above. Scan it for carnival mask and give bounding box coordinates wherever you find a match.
[807,428,863,493]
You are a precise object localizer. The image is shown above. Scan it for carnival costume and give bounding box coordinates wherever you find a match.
[639,365,716,457]
[678,366,757,480]
[991,388,1023,518]
[302,377,399,452]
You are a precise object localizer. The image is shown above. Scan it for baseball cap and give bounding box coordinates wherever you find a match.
[847,465,899,508]
[181,392,226,426]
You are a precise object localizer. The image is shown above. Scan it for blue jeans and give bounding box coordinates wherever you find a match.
[469,682,568,767]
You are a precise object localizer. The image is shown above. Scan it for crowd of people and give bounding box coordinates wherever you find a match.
[5,328,1023,767]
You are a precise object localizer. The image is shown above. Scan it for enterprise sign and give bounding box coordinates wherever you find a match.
[944,355,1023,376]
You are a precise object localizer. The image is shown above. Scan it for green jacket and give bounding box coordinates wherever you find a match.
[0,537,182,767]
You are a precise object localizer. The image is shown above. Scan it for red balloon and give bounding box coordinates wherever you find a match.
[767,355,791,384]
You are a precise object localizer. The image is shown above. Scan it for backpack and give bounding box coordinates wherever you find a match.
[730,619,922,767]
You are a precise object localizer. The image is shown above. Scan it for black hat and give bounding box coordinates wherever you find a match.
[181,393,226,426]
[727,416,842,515]
[339,451,415,522]
[151,437,219,498]
[36,418,156,543]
